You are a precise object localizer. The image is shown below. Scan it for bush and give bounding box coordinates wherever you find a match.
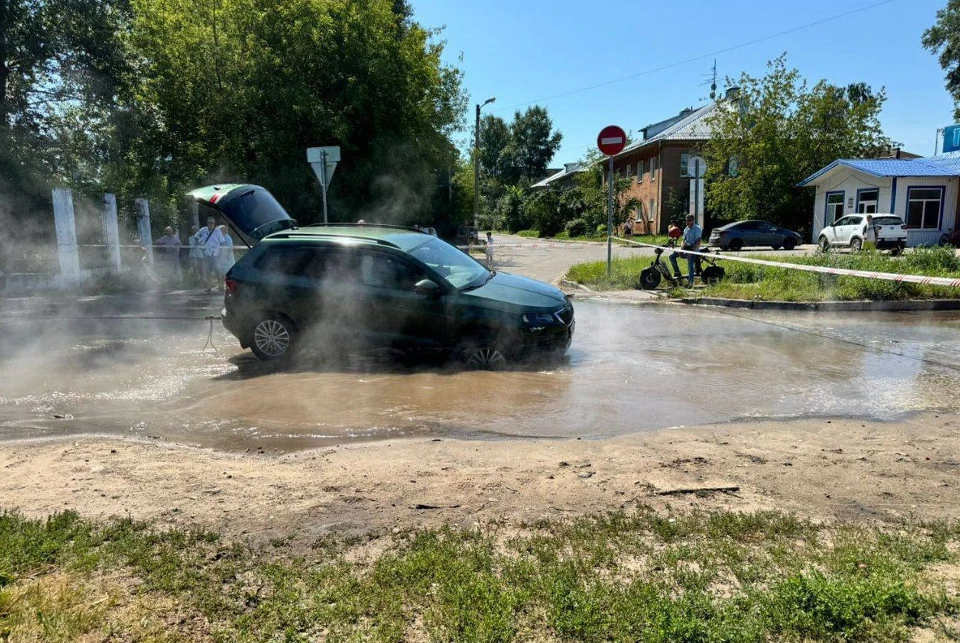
[595,224,608,236]
[564,219,588,237]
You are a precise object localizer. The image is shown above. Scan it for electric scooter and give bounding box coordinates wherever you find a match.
[638,244,725,290]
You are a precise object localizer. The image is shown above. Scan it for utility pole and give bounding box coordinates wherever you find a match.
[474,96,496,232]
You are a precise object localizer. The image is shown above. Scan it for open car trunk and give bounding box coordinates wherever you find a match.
[189,184,297,247]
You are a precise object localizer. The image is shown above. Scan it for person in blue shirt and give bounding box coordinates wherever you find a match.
[669,215,702,287]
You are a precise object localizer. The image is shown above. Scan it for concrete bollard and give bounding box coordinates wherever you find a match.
[52,188,81,279]
[135,198,153,263]
[102,193,122,271]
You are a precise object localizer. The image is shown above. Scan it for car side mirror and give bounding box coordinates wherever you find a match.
[415,279,441,296]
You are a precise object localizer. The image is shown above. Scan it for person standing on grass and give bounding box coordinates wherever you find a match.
[191,217,226,291]
[863,215,878,251]
[155,226,182,284]
[485,231,494,268]
[669,215,702,287]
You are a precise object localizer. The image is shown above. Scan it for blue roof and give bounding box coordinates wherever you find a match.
[799,156,960,186]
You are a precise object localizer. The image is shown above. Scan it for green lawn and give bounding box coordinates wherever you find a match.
[1,509,958,641]
[567,247,960,301]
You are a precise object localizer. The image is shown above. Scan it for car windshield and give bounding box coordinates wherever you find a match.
[407,237,489,289]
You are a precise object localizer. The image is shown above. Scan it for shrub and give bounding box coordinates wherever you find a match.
[564,219,588,237]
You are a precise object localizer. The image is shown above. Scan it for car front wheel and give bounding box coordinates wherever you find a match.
[457,334,508,370]
[783,238,797,251]
[818,237,830,253]
[251,314,297,360]
[729,239,744,251]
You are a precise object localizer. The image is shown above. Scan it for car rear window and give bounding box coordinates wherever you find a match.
[873,216,903,226]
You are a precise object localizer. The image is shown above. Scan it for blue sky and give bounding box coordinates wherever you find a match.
[412,0,956,165]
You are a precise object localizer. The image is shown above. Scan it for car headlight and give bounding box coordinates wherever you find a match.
[522,312,558,326]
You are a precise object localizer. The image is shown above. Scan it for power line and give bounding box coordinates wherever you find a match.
[495,0,900,113]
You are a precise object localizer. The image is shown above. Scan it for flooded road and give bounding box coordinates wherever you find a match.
[2,295,960,452]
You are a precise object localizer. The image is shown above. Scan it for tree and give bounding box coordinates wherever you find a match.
[478,114,510,183]
[704,55,891,235]
[923,0,960,120]
[120,0,466,224]
[501,106,562,185]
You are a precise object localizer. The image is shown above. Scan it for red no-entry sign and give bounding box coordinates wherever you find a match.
[597,125,627,156]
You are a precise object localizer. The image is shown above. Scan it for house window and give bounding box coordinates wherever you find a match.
[906,187,943,229]
[637,160,643,183]
[825,191,844,227]
[649,199,656,224]
[650,156,657,181]
[626,164,632,179]
[856,188,878,214]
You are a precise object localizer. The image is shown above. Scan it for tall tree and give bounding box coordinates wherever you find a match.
[923,0,960,121]
[122,0,466,223]
[501,106,562,185]
[477,113,510,182]
[704,55,891,234]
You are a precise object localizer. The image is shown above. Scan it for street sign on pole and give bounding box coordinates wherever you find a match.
[597,126,626,276]
[307,146,341,224]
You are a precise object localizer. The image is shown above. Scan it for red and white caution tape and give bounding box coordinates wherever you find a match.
[615,237,960,289]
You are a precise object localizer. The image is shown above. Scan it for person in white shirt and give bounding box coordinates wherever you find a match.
[485,231,494,268]
[863,215,878,251]
[669,215,703,287]
[218,225,236,276]
[191,217,226,291]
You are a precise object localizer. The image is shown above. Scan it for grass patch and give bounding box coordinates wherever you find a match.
[0,509,957,641]
[568,246,960,301]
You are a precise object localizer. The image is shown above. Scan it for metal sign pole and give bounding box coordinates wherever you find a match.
[320,148,328,224]
[607,155,614,277]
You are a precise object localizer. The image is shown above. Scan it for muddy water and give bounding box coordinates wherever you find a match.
[1,301,959,452]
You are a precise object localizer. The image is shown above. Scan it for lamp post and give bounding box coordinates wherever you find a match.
[474,96,496,232]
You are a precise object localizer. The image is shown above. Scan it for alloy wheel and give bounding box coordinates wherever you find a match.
[254,319,291,358]
[465,347,507,370]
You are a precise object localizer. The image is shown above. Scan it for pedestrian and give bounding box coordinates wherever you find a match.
[669,215,703,287]
[218,225,236,277]
[188,224,203,279]
[623,220,633,236]
[863,214,878,251]
[191,216,226,291]
[155,226,182,284]
[485,231,494,268]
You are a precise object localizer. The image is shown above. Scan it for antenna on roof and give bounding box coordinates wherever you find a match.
[699,60,718,102]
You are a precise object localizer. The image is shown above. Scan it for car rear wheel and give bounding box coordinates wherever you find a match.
[638,267,661,290]
[729,238,744,251]
[850,237,862,252]
[783,238,797,251]
[251,314,297,360]
[818,237,830,253]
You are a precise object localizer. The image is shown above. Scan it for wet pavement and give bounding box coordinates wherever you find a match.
[2,291,960,453]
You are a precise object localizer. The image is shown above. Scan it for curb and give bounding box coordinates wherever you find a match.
[677,297,960,312]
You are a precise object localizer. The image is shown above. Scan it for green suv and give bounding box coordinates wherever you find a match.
[191,184,574,367]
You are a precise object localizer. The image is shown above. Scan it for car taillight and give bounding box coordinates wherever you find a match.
[225,278,238,294]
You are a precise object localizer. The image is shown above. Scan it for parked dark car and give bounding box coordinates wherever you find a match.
[708,220,802,251]
[190,184,574,368]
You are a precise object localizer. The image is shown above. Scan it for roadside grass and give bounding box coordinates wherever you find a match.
[568,246,960,301]
[1,509,958,641]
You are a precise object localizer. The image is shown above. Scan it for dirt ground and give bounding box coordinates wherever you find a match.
[1,413,958,545]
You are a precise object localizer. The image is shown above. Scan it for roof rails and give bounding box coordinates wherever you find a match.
[265,231,399,248]
[305,222,425,233]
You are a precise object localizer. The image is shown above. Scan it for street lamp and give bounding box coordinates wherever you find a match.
[474,96,496,232]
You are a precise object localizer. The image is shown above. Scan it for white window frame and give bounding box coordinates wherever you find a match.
[650,156,657,181]
[637,159,644,183]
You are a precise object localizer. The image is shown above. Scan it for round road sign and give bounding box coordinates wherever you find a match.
[597,125,627,156]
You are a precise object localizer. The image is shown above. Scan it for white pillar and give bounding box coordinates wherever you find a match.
[102,193,121,271]
[52,188,81,278]
[135,198,153,262]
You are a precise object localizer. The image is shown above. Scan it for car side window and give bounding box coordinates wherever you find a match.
[739,221,759,230]
[254,246,314,275]
[357,253,424,290]
[834,216,850,227]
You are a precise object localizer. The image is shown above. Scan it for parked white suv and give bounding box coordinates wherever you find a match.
[817,214,907,255]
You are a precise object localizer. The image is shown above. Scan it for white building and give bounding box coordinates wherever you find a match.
[799,152,960,247]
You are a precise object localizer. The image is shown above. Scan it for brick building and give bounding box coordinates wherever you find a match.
[607,92,734,234]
